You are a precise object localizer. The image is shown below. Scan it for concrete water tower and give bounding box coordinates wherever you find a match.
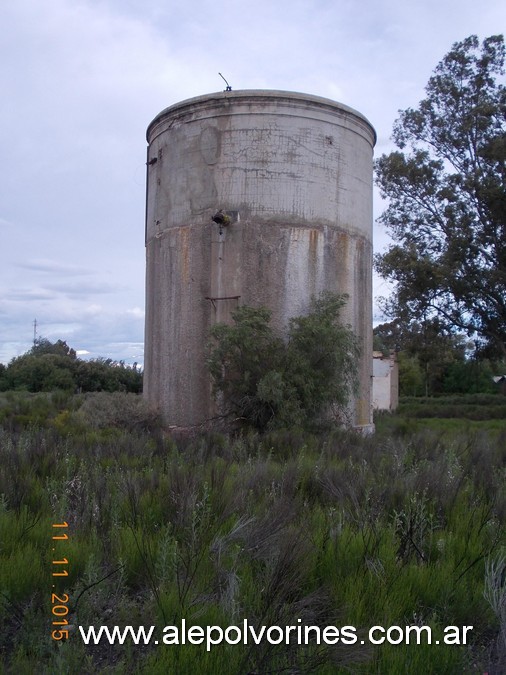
[144,90,376,431]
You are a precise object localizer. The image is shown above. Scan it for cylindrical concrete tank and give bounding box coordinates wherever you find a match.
[144,90,376,430]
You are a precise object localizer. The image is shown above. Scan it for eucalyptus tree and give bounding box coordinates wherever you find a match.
[376,35,505,357]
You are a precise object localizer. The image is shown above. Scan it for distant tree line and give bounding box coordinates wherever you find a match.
[373,320,503,397]
[0,338,142,393]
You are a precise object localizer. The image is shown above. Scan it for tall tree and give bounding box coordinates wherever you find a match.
[29,337,77,359]
[375,35,506,357]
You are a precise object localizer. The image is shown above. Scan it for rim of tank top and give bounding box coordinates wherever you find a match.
[146,90,376,146]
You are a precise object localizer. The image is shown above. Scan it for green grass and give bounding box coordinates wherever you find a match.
[376,414,506,437]
[0,394,504,673]
[375,393,506,437]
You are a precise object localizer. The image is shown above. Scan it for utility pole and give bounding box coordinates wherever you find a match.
[33,318,37,345]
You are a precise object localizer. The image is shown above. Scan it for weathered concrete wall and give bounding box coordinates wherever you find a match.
[144,90,376,429]
[372,351,399,411]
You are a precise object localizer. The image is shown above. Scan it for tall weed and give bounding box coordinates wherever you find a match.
[0,401,504,673]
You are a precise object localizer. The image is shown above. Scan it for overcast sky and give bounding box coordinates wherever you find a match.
[0,0,504,365]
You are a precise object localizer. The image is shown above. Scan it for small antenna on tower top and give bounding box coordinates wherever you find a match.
[219,73,232,91]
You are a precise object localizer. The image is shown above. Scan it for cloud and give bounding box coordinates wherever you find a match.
[16,259,94,276]
[0,0,504,366]
[0,303,145,366]
[3,288,56,302]
[126,307,145,319]
[44,281,122,296]
[0,217,16,228]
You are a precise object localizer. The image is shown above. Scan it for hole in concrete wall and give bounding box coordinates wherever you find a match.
[211,210,240,234]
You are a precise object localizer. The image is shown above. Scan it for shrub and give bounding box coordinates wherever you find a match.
[0,410,504,673]
[207,292,359,431]
[76,392,160,432]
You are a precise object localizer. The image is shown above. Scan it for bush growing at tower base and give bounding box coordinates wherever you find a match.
[207,292,359,431]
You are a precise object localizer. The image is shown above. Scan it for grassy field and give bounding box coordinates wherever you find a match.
[0,392,505,673]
